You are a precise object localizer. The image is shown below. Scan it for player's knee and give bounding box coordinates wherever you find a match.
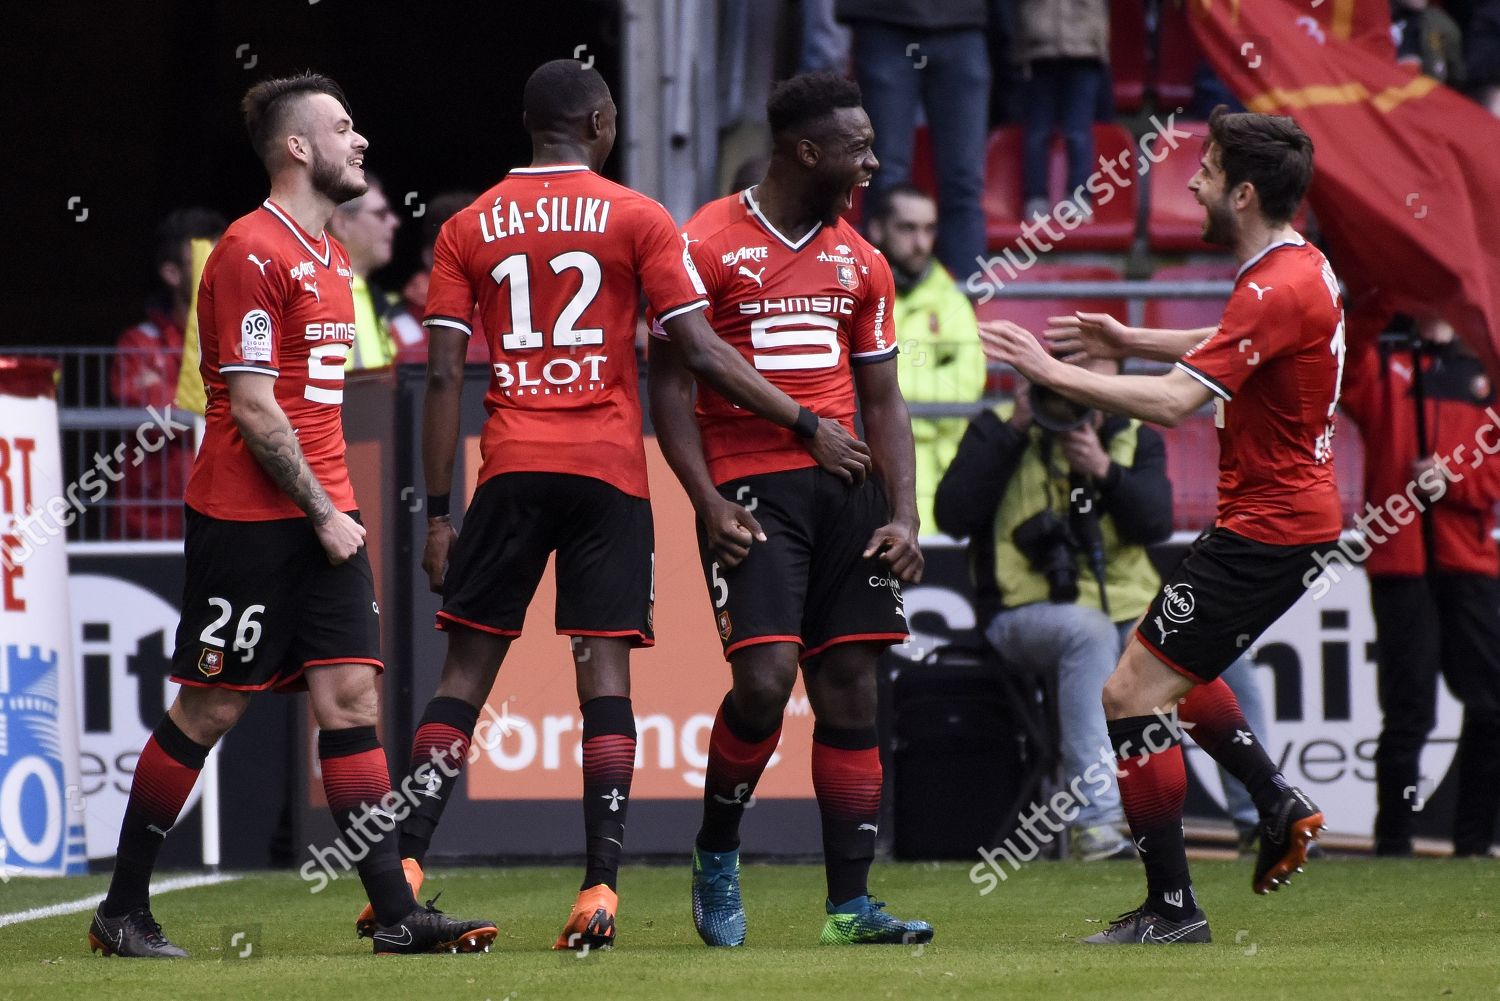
[173,690,246,744]
[731,671,796,729]
[1100,669,1136,721]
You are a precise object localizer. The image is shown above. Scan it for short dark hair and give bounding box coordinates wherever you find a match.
[767,73,863,141]
[863,183,932,225]
[523,59,611,133]
[154,207,227,267]
[422,190,480,249]
[241,72,351,166]
[1207,105,1314,223]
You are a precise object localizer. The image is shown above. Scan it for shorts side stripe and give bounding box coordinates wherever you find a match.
[802,631,909,662]
[436,610,523,637]
[723,634,803,659]
[1132,629,1209,684]
[303,657,385,670]
[558,628,655,647]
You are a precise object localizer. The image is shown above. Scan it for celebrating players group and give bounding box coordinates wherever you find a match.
[89,57,1340,957]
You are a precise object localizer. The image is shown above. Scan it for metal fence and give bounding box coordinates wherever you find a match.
[8,280,1234,541]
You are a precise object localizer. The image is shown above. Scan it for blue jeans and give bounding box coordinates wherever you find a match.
[853,24,990,283]
[798,0,850,73]
[986,602,1123,829]
[1021,58,1105,203]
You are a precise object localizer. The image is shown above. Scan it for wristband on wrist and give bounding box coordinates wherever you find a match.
[792,405,819,439]
[427,493,451,519]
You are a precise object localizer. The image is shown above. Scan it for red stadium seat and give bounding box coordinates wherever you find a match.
[1155,0,1201,109]
[1110,0,1149,113]
[1144,118,1213,252]
[981,125,1139,252]
[1143,261,1236,331]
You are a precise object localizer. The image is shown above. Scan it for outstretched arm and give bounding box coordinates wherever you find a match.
[1046,311,1215,364]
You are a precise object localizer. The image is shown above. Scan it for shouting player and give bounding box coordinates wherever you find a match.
[87,74,496,959]
[371,60,872,951]
[982,107,1338,944]
[649,73,932,947]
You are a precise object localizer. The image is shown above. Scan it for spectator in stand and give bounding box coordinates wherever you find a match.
[864,185,985,532]
[1392,0,1467,85]
[388,190,479,359]
[839,0,990,285]
[1465,0,1500,114]
[1015,0,1109,223]
[799,0,851,73]
[327,172,400,369]
[109,207,226,540]
[1341,311,1500,857]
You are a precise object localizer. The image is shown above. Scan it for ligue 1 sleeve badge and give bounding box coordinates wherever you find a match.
[198,647,225,677]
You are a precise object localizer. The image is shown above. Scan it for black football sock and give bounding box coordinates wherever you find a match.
[1178,679,1288,816]
[102,716,210,917]
[811,724,882,906]
[397,696,481,864]
[1110,714,1195,921]
[579,696,637,890]
[318,726,414,927]
[697,693,782,853]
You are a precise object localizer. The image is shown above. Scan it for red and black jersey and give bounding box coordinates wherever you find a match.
[1177,237,1345,545]
[655,188,898,486]
[185,200,358,521]
[423,164,708,499]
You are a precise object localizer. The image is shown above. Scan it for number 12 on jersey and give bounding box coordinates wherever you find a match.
[491,252,603,351]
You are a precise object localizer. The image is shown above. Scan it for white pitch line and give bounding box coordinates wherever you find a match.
[0,873,240,928]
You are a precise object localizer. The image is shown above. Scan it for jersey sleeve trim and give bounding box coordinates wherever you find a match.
[219,363,280,377]
[851,345,899,366]
[656,299,709,324]
[1175,360,1232,401]
[422,315,473,336]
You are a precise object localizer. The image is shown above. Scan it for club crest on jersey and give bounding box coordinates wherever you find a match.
[198,648,224,678]
[836,263,858,291]
[717,610,733,642]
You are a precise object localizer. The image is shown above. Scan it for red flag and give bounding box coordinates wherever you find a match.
[1189,0,1500,371]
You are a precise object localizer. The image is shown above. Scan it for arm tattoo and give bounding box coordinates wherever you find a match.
[242,419,334,525]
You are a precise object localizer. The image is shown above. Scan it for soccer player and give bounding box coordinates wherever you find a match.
[87,74,497,959]
[649,73,933,947]
[373,60,872,952]
[982,107,1339,944]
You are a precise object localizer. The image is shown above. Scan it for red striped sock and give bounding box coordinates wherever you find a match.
[1179,678,1286,814]
[1109,715,1194,918]
[398,696,480,864]
[319,727,413,927]
[697,693,782,853]
[812,726,881,905]
[581,697,636,890]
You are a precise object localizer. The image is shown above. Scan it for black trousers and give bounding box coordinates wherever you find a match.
[1371,574,1500,855]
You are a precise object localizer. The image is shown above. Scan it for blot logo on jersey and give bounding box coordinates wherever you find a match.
[240,310,272,363]
[836,264,858,291]
[492,355,608,395]
[197,648,224,678]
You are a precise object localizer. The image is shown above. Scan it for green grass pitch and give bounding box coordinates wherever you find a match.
[3,857,1496,1000]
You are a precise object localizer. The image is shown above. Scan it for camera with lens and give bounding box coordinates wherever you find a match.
[1028,383,1095,433]
[1011,509,1080,603]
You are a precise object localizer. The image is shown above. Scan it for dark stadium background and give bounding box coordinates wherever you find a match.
[2,0,623,348]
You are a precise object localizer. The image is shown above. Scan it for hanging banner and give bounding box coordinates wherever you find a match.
[0,357,87,877]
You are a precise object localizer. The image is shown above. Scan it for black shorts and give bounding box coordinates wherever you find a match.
[1134,526,1340,682]
[171,507,383,693]
[699,467,909,661]
[438,472,655,645]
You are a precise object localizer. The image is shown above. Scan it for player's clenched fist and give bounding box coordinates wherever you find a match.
[315,509,367,564]
[700,495,766,568]
[422,516,458,594]
[806,418,872,485]
[864,519,923,584]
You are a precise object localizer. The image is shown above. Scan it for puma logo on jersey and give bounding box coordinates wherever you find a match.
[247,254,270,275]
[1248,282,1273,300]
[738,265,766,288]
[302,280,320,302]
[1155,615,1178,643]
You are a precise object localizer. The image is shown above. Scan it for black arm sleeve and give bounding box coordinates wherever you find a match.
[933,410,1030,540]
[1096,423,1174,545]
